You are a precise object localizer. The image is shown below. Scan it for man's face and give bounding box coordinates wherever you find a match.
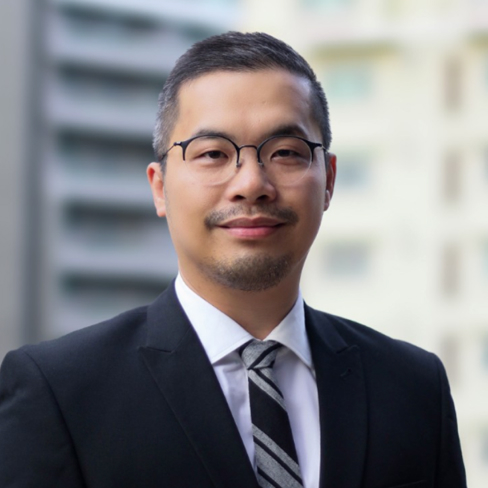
[148,69,336,292]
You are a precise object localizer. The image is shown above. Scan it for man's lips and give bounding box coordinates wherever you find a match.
[204,205,299,230]
[218,217,285,238]
[220,217,285,228]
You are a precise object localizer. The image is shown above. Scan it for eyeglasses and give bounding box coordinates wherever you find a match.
[161,134,326,186]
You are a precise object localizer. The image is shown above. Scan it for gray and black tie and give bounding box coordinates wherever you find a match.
[240,340,304,488]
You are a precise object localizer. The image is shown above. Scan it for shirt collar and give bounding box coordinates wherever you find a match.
[174,274,312,369]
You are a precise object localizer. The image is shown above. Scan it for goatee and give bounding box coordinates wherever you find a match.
[200,253,292,292]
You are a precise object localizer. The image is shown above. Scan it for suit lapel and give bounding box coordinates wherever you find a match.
[305,306,368,488]
[139,285,259,488]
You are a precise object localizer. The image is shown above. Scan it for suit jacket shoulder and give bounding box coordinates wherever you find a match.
[309,306,440,378]
[20,304,148,365]
[0,285,258,488]
[304,305,467,488]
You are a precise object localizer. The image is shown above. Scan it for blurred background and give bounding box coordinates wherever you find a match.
[1,0,487,485]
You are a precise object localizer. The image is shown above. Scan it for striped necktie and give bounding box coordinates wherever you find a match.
[240,340,304,488]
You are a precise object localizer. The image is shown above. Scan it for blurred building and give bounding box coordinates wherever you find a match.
[244,0,488,486]
[1,0,487,485]
[1,0,239,349]
[0,0,30,361]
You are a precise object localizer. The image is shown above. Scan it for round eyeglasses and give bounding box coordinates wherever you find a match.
[160,134,326,186]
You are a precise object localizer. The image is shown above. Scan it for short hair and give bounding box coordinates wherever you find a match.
[153,31,331,168]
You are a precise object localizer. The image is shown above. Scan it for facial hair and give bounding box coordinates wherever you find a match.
[200,253,293,292]
[200,204,299,292]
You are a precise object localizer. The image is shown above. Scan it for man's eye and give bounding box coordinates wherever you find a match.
[192,150,231,166]
[272,148,303,159]
[203,150,227,159]
[274,149,296,158]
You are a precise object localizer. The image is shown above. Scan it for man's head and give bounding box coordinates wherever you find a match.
[148,32,336,296]
[153,31,331,168]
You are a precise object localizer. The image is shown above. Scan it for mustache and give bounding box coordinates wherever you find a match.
[204,205,299,229]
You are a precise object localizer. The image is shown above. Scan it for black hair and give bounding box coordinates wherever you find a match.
[153,31,331,167]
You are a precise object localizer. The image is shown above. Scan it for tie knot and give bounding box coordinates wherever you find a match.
[239,340,282,370]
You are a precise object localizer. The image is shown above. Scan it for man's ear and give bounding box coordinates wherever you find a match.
[147,162,167,217]
[324,152,337,211]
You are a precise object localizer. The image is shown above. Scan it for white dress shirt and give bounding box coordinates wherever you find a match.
[175,275,320,488]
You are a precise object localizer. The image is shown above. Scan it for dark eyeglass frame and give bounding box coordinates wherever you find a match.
[160,134,327,167]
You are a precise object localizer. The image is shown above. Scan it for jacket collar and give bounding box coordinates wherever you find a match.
[141,284,367,488]
[305,305,368,488]
[140,284,259,488]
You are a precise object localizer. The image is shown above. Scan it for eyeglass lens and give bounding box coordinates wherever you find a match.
[182,135,314,185]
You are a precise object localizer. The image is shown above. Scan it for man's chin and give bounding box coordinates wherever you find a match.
[200,253,293,292]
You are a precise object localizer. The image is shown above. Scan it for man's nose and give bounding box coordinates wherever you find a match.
[224,146,277,203]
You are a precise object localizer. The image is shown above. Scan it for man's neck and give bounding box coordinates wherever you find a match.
[179,269,301,340]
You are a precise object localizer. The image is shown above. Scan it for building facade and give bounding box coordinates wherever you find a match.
[7,0,239,344]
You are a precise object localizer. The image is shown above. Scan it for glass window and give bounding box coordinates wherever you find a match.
[58,135,153,178]
[444,57,462,110]
[442,151,462,203]
[323,63,373,101]
[180,24,219,44]
[60,68,163,106]
[335,152,371,190]
[439,335,459,385]
[64,206,165,250]
[441,243,460,297]
[61,7,159,43]
[61,276,170,318]
[324,242,371,278]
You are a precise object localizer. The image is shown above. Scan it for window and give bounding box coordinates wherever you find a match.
[61,7,159,43]
[60,68,163,106]
[61,276,170,317]
[335,152,371,190]
[323,63,373,101]
[64,206,165,250]
[180,24,218,44]
[439,335,459,385]
[444,57,462,110]
[58,135,153,178]
[442,151,462,203]
[441,243,460,297]
[324,242,371,278]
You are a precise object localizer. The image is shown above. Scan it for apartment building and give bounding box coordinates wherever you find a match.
[1,0,239,347]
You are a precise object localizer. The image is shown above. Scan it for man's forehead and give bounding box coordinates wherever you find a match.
[171,69,317,139]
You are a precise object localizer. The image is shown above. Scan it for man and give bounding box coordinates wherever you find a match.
[0,32,466,488]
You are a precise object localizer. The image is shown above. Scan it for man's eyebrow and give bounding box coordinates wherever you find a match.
[189,129,234,140]
[261,124,310,140]
[189,125,312,143]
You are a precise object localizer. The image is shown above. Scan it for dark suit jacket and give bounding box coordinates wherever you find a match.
[0,284,466,488]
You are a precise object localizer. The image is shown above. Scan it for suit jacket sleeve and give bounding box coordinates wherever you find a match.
[0,348,86,488]
[435,355,467,488]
